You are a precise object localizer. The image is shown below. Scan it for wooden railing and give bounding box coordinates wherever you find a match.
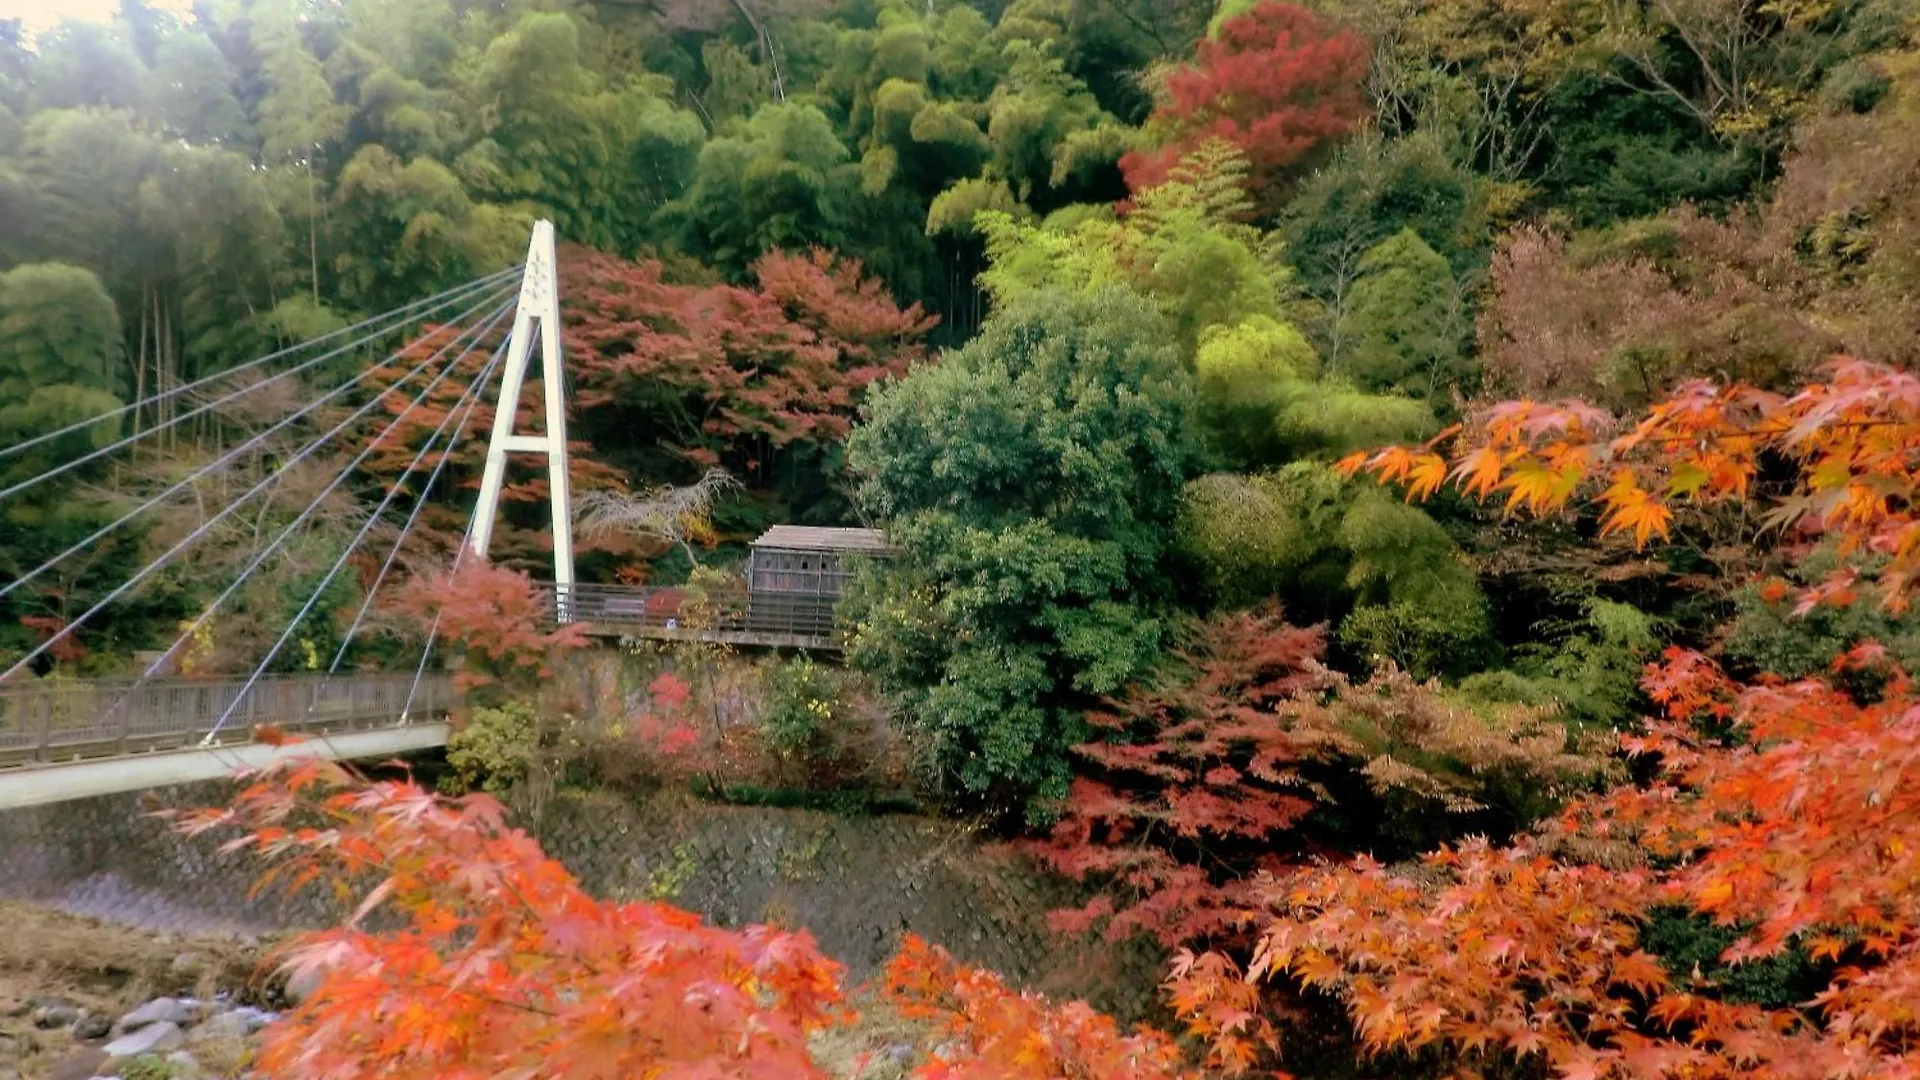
[0,673,456,768]
[537,582,842,649]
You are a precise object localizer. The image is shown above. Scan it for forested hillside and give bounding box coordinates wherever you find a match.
[9,0,1920,1076]
[1,0,1914,779]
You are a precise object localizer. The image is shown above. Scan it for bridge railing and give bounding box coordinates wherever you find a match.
[537,582,839,645]
[0,673,456,768]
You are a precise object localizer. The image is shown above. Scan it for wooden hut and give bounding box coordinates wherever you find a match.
[745,526,894,639]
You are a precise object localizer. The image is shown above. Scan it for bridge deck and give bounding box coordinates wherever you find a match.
[0,723,452,809]
[537,582,844,652]
[0,673,455,770]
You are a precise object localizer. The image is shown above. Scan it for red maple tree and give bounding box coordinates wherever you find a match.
[359,318,624,568]
[562,246,936,475]
[1025,609,1330,951]
[1121,2,1369,212]
[1339,356,1920,608]
[391,560,588,697]
[1159,357,1920,1077]
[1028,607,1606,956]
[1172,643,1920,1078]
[359,247,933,572]
[19,613,86,664]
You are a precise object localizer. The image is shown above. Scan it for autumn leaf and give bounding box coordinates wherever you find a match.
[1598,470,1674,547]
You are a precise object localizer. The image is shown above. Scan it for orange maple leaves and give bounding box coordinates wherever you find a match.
[1339,358,1920,608]
[883,935,1200,1080]
[1173,358,1920,1079]
[177,756,845,1079]
[1168,644,1920,1080]
[180,752,1204,1080]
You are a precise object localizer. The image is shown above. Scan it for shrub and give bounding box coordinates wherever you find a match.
[1028,607,1614,949]
[760,656,858,780]
[444,700,540,796]
[1337,600,1493,681]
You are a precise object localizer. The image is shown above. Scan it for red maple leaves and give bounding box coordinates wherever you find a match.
[392,560,587,694]
[1026,608,1329,949]
[1172,644,1920,1078]
[563,246,935,471]
[1028,605,1606,968]
[176,752,1218,1080]
[1122,2,1369,211]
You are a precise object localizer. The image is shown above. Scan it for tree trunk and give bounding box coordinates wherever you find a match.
[160,296,175,452]
[152,288,166,446]
[134,280,149,440]
[307,159,322,303]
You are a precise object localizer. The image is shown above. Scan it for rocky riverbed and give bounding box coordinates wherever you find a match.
[0,902,281,1079]
[0,899,939,1079]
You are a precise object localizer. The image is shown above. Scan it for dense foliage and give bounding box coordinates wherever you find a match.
[8,0,1910,685]
[13,3,1920,1076]
[1149,360,1920,1076]
[180,749,849,1079]
[845,285,1194,816]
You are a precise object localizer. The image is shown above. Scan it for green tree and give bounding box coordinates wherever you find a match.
[328,145,521,311]
[462,10,703,253]
[977,140,1292,357]
[0,262,122,396]
[149,29,250,145]
[846,286,1196,818]
[666,102,853,271]
[1282,130,1485,364]
[1335,489,1492,677]
[1172,462,1492,666]
[0,263,132,665]
[1338,227,1470,403]
[1174,464,1347,609]
[134,146,288,374]
[252,0,350,301]
[1193,315,1321,467]
[27,21,149,113]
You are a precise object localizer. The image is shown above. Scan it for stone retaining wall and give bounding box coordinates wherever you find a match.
[0,781,1163,1019]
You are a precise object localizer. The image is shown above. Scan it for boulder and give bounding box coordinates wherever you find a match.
[102,1020,186,1059]
[116,997,193,1031]
[170,952,205,980]
[284,966,324,1005]
[72,1013,112,1040]
[166,1050,204,1076]
[32,1002,80,1029]
[41,1046,107,1080]
[193,1010,249,1040]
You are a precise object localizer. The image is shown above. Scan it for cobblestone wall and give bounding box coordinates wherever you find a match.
[0,782,1163,1019]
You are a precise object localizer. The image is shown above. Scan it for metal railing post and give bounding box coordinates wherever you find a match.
[35,692,51,764]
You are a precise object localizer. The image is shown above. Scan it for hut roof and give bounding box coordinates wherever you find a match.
[750,526,894,555]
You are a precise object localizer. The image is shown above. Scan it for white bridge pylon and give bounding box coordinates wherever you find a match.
[470,219,576,620]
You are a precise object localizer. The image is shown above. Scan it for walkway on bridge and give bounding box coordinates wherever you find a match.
[538,582,843,652]
[0,674,455,809]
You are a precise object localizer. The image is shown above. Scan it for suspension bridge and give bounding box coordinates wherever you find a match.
[0,222,840,810]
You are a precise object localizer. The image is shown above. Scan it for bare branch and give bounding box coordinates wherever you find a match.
[574,469,741,565]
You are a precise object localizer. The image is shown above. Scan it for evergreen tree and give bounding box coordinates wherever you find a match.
[1339,227,1468,403]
